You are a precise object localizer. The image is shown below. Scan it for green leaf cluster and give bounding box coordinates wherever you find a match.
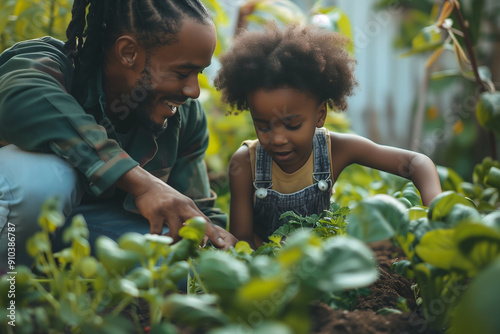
[346,158,500,331]
[0,201,206,333]
[272,202,349,240]
[188,231,377,334]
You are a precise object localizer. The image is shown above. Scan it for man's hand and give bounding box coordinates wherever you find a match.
[116,166,228,248]
[209,225,238,250]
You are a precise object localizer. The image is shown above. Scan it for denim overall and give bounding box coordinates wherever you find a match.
[253,128,333,240]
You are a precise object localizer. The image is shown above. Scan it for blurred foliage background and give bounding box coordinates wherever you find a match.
[1,0,499,215]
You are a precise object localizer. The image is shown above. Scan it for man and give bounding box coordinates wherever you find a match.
[0,0,236,271]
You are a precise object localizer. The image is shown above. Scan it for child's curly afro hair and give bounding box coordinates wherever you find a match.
[214,22,357,113]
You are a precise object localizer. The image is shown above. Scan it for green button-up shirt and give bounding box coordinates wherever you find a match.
[0,36,226,227]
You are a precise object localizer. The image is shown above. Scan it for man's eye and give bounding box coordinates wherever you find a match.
[175,72,189,79]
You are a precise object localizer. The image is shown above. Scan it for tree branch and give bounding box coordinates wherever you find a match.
[452,2,497,160]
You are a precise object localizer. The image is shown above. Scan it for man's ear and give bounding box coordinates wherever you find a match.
[316,101,327,127]
[115,35,140,68]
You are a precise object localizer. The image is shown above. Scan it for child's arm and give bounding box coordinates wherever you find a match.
[228,145,258,249]
[330,132,442,206]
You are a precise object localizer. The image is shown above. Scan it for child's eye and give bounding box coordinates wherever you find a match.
[286,123,302,130]
[258,127,271,133]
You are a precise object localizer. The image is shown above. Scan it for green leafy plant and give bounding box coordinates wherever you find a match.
[0,198,206,333]
[0,195,381,334]
[375,0,500,176]
[273,202,349,240]
[188,231,378,334]
[346,158,500,331]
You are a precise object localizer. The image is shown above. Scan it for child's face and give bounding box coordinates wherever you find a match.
[247,87,327,174]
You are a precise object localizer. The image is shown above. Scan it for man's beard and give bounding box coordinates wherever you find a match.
[133,67,169,136]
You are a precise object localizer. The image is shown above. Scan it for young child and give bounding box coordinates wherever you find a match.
[214,23,442,249]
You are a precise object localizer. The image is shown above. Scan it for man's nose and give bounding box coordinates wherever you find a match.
[182,73,201,99]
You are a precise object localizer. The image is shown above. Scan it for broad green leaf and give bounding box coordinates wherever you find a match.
[478,66,492,82]
[166,261,190,283]
[209,322,293,334]
[162,294,228,326]
[119,278,139,297]
[445,204,481,226]
[38,197,64,233]
[436,166,465,193]
[412,263,457,330]
[454,222,500,276]
[79,257,98,278]
[118,232,147,256]
[179,216,206,244]
[485,166,500,189]
[483,211,500,230]
[237,276,289,306]
[346,194,409,243]
[125,267,152,289]
[235,241,253,255]
[449,257,500,334]
[276,245,306,268]
[401,24,442,57]
[415,229,457,271]
[394,232,416,262]
[459,182,479,199]
[145,233,174,245]
[473,157,500,186]
[26,231,51,257]
[401,183,423,206]
[63,214,89,243]
[312,236,378,292]
[71,236,91,260]
[475,91,500,136]
[427,191,475,222]
[397,197,412,208]
[409,206,428,221]
[391,259,412,276]
[95,236,141,275]
[198,251,250,293]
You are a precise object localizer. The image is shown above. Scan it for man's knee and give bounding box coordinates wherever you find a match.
[0,145,83,271]
[0,145,82,212]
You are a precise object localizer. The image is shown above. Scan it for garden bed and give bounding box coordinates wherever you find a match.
[310,240,440,334]
[128,240,441,334]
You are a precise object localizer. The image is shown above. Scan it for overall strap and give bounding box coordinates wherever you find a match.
[254,143,273,190]
[313,128,332,182]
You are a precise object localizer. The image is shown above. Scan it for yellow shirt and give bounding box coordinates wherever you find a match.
[243,128,333,194]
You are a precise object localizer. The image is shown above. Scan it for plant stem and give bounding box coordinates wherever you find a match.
[188,258,208,294]
[452,2,498,160]
[111,296,132,316]
[452,4,486,93]
[32,280,60,312]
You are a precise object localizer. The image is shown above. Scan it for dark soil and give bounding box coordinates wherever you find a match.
[309,240,442,334]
